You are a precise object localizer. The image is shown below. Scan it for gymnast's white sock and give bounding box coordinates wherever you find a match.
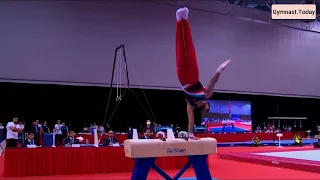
[176,7,189,22]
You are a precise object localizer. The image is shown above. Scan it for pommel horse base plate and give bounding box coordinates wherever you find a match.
[131,155,215,180]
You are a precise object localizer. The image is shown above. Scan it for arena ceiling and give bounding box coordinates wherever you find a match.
[219,0,320,21]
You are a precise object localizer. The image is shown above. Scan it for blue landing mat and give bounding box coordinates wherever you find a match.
[217,139,318,147]
[179,178,216,180]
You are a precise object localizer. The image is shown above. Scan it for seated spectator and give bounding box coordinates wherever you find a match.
[143,120,153,134]
[140,129,152,139]
[103,130,118,146]
[23,132,36,147]
[292,132,303,146]
[29,121,39,145]
[64,130,79,146]
[252,135,260,147]
[255,125,261,132]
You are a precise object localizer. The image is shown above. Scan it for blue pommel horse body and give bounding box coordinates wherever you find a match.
[124,138,217,180]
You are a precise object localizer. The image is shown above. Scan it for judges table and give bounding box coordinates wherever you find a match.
[43,134,129,146]
[196,131,305,142]
[4,147,188,177]
[43,132,304,146]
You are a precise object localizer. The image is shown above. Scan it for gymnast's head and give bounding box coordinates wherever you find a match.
[197,101,210,112]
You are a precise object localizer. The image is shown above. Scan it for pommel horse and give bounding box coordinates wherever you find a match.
[124,137,217,180]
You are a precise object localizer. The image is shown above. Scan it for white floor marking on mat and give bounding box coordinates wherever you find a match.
[253,150,320,162]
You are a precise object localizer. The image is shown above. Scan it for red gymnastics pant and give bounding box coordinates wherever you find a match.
[176,19,199,85]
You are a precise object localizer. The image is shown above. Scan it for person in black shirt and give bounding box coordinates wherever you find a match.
[63,130,79,146]
[23,132,36,147]
[41,121,50,144]
[61,122,68,140]
[140,129,152,139]
[103,130,118,146]
[29,121,40,145]
[41,121,50,134]
[127,127,133,139]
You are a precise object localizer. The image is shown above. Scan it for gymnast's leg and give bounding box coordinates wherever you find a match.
[176,7,199,85]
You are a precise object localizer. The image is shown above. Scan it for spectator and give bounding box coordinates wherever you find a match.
[103,130,118,146]
[41,121,49,144]
[36,120,41,128]
[317,124,320,133]
[83,125,89,133]
[6,117,21,148]
[35,120,41,145]
[64,130,79,146]
[93,123,98,130]
[263,122,267,131]
[256,125,261,132]
[29,121,40,145]
[18,122,25,144]
[42,121,50,134]
[99,125,105,134]
[23,132,36,147]
[54,120,63,146]
[61,122,68,140]
[144,120,153,133]
[153,122,158,132]
[127,127,133,139]
[140,129,152,139]
[89,124,94,134]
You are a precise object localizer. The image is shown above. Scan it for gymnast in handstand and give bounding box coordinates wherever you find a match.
[175,7,231,138]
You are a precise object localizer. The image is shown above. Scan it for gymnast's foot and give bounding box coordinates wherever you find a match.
[176,7,189,21]
[216,59,231,73]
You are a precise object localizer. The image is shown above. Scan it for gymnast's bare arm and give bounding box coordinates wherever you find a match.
[186,101,195,133]
[204,59,231,99]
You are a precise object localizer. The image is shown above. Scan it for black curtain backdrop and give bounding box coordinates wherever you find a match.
[1,82,319,133]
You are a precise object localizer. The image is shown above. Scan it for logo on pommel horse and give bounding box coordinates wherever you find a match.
[167,148,186,154]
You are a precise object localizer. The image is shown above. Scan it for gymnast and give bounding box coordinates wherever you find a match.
[175,7,231,138]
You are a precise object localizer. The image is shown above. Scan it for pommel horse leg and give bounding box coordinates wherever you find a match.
[131,155,212,180]
[131,158,156,180]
